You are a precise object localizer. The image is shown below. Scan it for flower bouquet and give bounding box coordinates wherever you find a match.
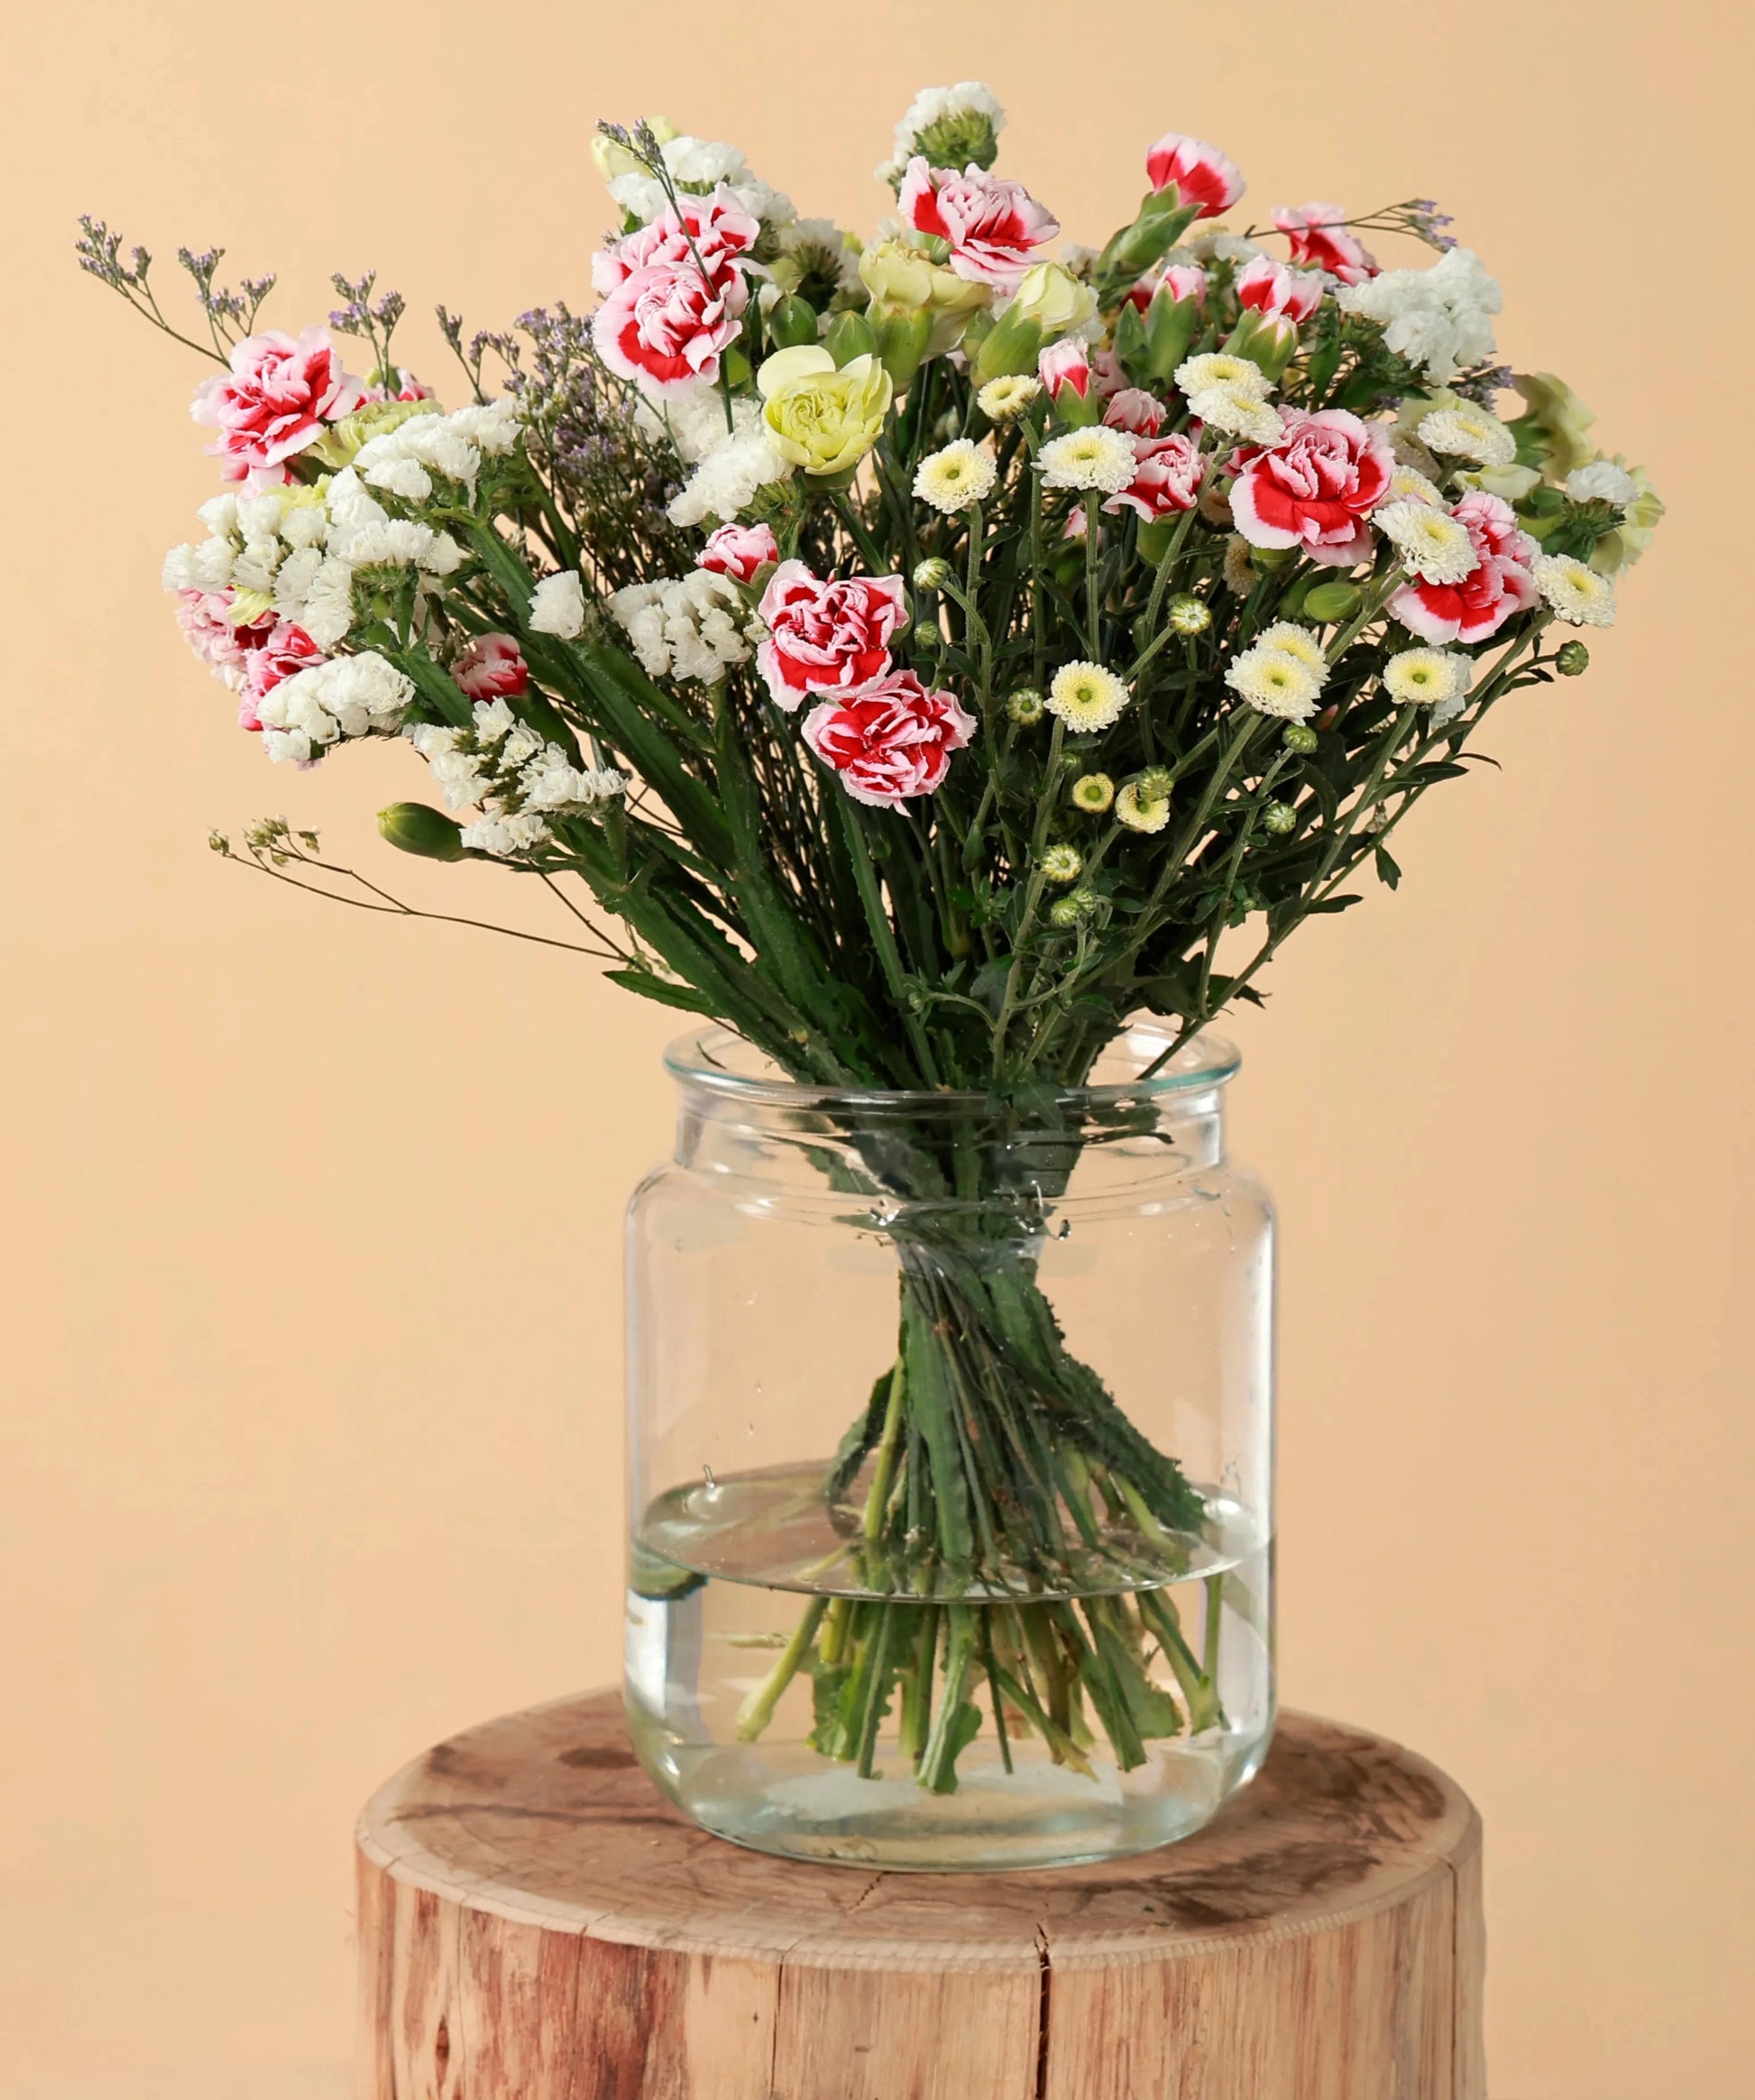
[83,81,1659,1862]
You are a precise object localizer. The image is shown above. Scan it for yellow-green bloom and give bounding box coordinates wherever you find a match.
[758,347,893,477]
[308,397,439,472]
[1009,262,1097,341]
[1116,778,1172,834]
[1070,771,1115,813]
[1513,372,1596,476]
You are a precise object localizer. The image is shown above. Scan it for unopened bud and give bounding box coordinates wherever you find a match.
[1006,687,1044,725]
[767,295,819,350]
[824,309,879,368]
[1302,581,1362,622]
[912,621,943,652]
[378,802,466,861]
[1263,801,1298,835]
[1282,723,1320,755]
[1049,887,1098,927]
[1556,640,1590,677]
[1166,594,1211,636]
[913,557,952,591]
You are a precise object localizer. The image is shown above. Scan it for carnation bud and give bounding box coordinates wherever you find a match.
[1006,687,1044,725]
[913,557,953,591]
[1556,640,1591,677]
[873,306,934,393]
[1282,723,1320,754]
[824,309,880,368]
[1263,801,1298,835]
[1301,581,1362,622]
[767,295,819,350]
[378,802,466,861]
[1166,594,1212,636]
[912,621,944,652]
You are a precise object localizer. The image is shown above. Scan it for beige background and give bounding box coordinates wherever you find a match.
[3,3,1748,2094]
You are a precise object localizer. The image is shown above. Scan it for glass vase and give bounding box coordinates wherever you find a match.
[622,1023,1274,1871]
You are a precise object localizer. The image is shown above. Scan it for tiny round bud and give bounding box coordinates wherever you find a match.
[1165,594,1212,636]
[1262,801,1298,835]
[379,802,466,861]
[1049,888,1097,928]
[1282,723,1319,754]
[1070,771,1115,815]
[913,621,944,652]
[1302,580,1362,622]
[1006,687,1044,725]
[913,557,953,591]
[1556,640,1590,677]
[1041,843,1083,884]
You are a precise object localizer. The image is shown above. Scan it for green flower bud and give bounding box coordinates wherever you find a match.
[1070,771,1115,815]
[1556,640,1591,677]
[378,802,466,861]
[1049,887,1098,928]
[1006,687,1044,725]
[913,557,953,591]
[766,295,819,349]
[1301,581,1362,622]
[1282,723,1320,755]
[1166,594,1212,636]
[914,110,1000,173]
[1263,801,1298,835]
[913,621,943,652]
[1041,843,1083,883]
[823,309,880,368]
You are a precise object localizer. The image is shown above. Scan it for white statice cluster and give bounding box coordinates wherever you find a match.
[410,699,626,858]
[876,81,1006,184]
[1337,247,1502,383]
[350,398,522,502]
[609,135,795,232]
[1225,622,1331,722]
[659,394,794,528]
[256,651,414,765]
[609,570,762,684]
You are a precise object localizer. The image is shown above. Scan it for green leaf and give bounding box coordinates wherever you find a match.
[602,969,720,1015]
[1374,843,1402,890]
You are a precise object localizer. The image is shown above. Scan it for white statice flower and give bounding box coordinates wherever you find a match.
[1337,246,1502,383]
[287,557,357,649]
[1375,499,1479,584]
[354,410,481,501]
[665,397,794,527]
[1047,659,1131,732]
[460,812,554,858]
[409,722,491,810]
[915,438,998,512]
[978,374,1042,420]
[257,650,413,764]
[1225,638,1325,721]
[1533,553,1617,627]
[530,569,587,640]
[1418,403,1516,466]
[1253,622,1330,693]
[877,81,1006,183]
[1041,427,1138,496]
[329,515,463,576]
[1188,382,1284,447]
[1176,352,1272,402]
[611,136,795,231]
[1566,459,1639,506]
[1382,647,1472,721]
[610,570,760,684]
[413,706,627,857]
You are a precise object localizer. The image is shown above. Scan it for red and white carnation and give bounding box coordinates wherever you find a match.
[1039,338,1092,406]
[452,632,529,701]
[756,561,907,711]
[190,327,364,490]
[699,521,779,584]
[1144,134,1245,218]
[1103,389,1168,438]
[897,157,1059,290]
[1236,254,1324,327]
[362,367,436,404]
[1390,493,1539,645]
[173,588,275,685]
[1272,204,1378,286]
[1103,431,1202,523]
[593,257,750,396]
[801,670,976,808]
[1229,409,1394,566]
[238,621,325,729]
[590,189,760,294]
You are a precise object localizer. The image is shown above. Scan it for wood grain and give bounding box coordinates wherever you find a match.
[355,1693,1485,2099]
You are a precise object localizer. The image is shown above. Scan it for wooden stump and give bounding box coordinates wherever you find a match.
[355,1691,1484,2100]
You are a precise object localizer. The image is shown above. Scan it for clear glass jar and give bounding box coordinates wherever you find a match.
[623,1022,1274,1871]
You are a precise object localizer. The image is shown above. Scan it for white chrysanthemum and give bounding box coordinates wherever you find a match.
[978,374,1042,421]
[1336,246,1502,382]
[1254,622,1330,689]
[914,438,998,512]
[1418,404,1516,466]
[1375,500,1479,584]
[877,80,1006,182]
[1175,352,1272,401]
[1388,464,1446,506]
[1566,460,1639,506]
[1383,647,1471,709]
[610,570,759,683]
[1047,659,1131,732]
[1224,641,1324,722]
[530,569,587,640]
[1040,427,1137,495]
[1533,553,1617,627]
[1115,780,1172,834]
[1188,383,1284,447]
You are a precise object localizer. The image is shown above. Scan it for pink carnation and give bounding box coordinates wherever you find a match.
[1104,389,1169,438]
[173,588,275,687]
[452,632,529,701]
[1229,409,1395,567]
[1103,431,1202,524]
[897,157,1060,290]
[362,367,435,404]
[591,189,760,295]
[1236,254,1324,327]
[1272,204,1378,287]
[593,256,749,397]
[1390,493,1539,645]
[1038,339,1091,405]
[190,327,364,490]
[699,522,779,585]
[757,562,906,712]
[238,622,324,730]
[1144,134,1245,218]
[801,670,976,809]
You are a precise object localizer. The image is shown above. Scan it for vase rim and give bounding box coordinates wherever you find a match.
[663,1024,1241,1110]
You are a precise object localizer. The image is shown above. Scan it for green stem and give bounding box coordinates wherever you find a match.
[735,1597,829,1742]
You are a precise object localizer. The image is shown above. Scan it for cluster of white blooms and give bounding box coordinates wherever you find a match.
[875,81,1006,184]
[256,650,414,765]
[351,398,521,502]
[1532,554,1617,627]
[610,135,795,231]
[1175,354,1282,446]
[914,438,998,513]
[1040,427,1138,495]
[410,699,626,858]
[664,397,793,527]
[1374,500,1479,584]
[529,568,587,640]
[1337,247,1502,383]
[610,570,761,684]
[1565,460,1640,506]
[1225,622,1331,722]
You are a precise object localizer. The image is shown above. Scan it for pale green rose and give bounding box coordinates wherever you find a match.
[859,238,989,323]
[1513,372,1597,476]
[1458,464,1542,501]
[1589,462,1664,574]
[590,115,677,184]
[308,397,439,472]
[759,347,894,476]
[1009,262,1097,341]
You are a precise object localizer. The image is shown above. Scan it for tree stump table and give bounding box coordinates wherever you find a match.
[355,1690,1484,2099]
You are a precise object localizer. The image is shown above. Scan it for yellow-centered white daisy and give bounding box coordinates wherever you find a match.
[914,438,997,513]
[977,374,1042,421]
[1048,659,1132,731]
[1417,404,1517,466]
[1375,499,1478,584]
[1532,553,1617,627]
[1041,427,1138,495]
[1383,647,1471,707]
